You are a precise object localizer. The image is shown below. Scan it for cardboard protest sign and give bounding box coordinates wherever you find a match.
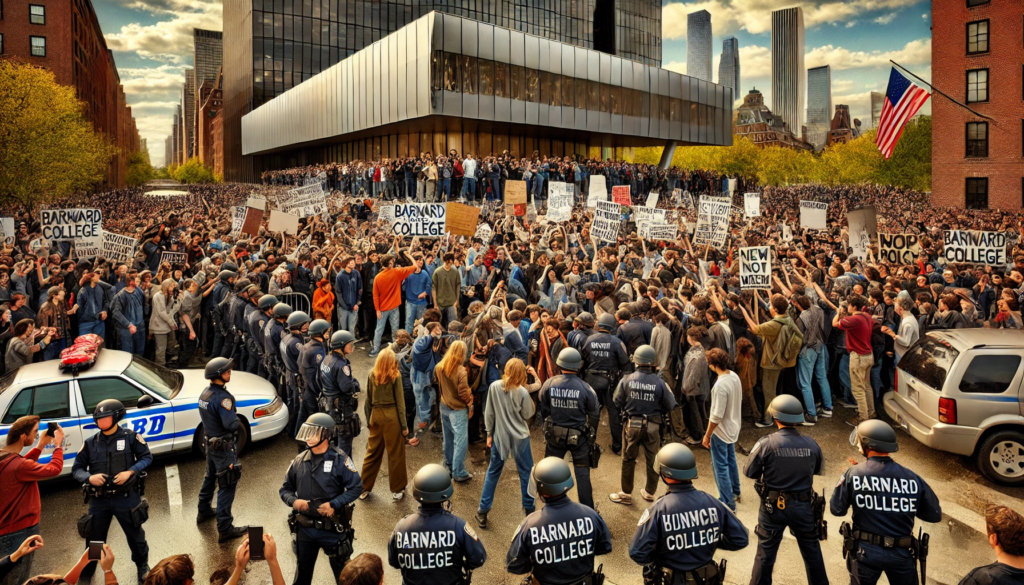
[0,218,14,246]
[474,224,493,244]
[378,205,395,224]
[74,231,103,259]
[878,234,920,265]
[241,207,263,236]
[612,186,631,205]
[646,191,659,208]
[391,203,447,237]
[693,196,731,248]
[943,230,1007,265]
[269,210,301,235]
[739,246,771,290]
[633,206,667,226]
[246,196,266,210]
[160,251,188,267]
[445,202,480,237]
[102,232,138,263]
[547,182,572,222]
[638,223,678,241]
[744,193,760,218]
[799,201,828,230]
[591,201,621,243]
[587,175,607,208]
[680,190,695,210]
[230,206,246,238]
[847,206,878,260]
[505,181,528,205]
[279,183,327,218]
[41,208,102,241]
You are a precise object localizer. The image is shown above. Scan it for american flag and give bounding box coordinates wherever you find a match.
[876,68,930,159]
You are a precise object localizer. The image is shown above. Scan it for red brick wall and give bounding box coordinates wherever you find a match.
[932,0,1024,209]
[0,0,73,83]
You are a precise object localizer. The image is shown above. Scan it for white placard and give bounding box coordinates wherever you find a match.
[547,182,572,222]
[0,218,14,246]
[693,197,731,249]
[591,201,621,242]
[41,208,102,242]
[878,234,921,265]
[102,232,138,263]
[739,246,771,290]
[378,205,395,224]
[781,224,793,243]
[633,206,667,226]
[474,223,493,244]
[279,183,327,218]
[638,222,678,241]
[744,193,760,218]
[943,230,1007,266]
[246,196,266,210]
[799,201,828,230]
[646,191,659,208]
[390,203,447,237]
[727,178,737,196]
[230,206,246,238]
[269,210,301,235]
[587,175,607,208]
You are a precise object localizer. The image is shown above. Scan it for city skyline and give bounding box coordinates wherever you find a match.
[771,6,806,135]
[718,36,740,100]
[806,64,832,148]
[686,10,713,82]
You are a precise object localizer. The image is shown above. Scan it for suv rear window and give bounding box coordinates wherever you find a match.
[899,337,960,390]
[959,355,1021,394]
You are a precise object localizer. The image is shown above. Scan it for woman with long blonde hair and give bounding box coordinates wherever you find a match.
[360,348,408,500]
[435,340,474,482]
[474,358,540,527]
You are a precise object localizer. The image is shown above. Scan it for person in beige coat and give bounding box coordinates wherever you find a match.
[150,279,182,367]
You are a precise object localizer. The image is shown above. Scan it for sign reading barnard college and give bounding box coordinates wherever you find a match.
[943,230,1006,266]
[41,209,103,241]
[390,203,447,236]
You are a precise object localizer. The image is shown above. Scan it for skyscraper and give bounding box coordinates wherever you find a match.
[172,106,182,166]
[771,6,805,133]
[687,10,713,82]
[718,36,740,99]
[193,30,223,92]
[165,136,173,168]
[181,69,196,162]
[870,91,884,129]
[806,65,831,148]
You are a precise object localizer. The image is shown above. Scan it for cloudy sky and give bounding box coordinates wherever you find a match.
[95,0,932,167]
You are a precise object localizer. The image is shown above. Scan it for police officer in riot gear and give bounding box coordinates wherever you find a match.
[629,443,749,585]
[538,347,601,509]
[196,357,249,542]
[239,284,262,374]
[321,330,361,457]
[265,302,291,409]
[581,313,629,455]
[299,319,330,425]
[609,345,676,505]
[248,293,277,378]
[389,464,487,585]
[743,395,828,585]
[223,278,251,365]
[72,399,154,582]
[210,270,236,357]
[283,310,310,437]
[832,420,942,585]
[507,457,612,585]
[281,413,362,585]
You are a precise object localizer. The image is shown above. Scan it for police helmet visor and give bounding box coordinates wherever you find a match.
[296,422,329,444]
[849,428,860,448]
[527,469,539,499]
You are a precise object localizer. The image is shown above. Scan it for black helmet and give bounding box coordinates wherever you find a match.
[205,357,234,380]
[531,457,574,497]
[767,395,805,425]
[555,347,582,371]
[258,294,278,310]
[597,313,616,332]
[308,319,331,337]
[412,463,454,504]
[655,443,698,480]
[286,311,311,330]
[93,399,126,425]
[233,278,251,292]
[222,261,239,273]
[633,344,657,366]
[296,412,335,445]
[330,330,356,349]
[851,419,899,453]
[217,270,237,282]
[273,303,292,319]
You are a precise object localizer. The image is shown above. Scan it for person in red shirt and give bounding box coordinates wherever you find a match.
[369,240,417,357]
[0,416,64,585]
[833,294,877,426]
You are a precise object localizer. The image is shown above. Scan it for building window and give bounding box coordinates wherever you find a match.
[29,4,44,24]
[967,0,989,5]
[966,178,988,209]
[967,69,988,103]
[966,122,988,157]
[967,20,988,54]
[30,36,45,57]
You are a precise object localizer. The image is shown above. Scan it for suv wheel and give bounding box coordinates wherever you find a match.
[976,430,1024,486]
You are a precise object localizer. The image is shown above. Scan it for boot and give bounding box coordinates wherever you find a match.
[474,511,488,529]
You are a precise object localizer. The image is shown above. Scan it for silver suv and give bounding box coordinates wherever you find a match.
[884,329,1024,486]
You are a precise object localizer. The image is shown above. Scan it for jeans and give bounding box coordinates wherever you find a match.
[79,320,105,337]
[871,360,884,402]
[462,177,477,200]
[119,326,146,356]
[489,178,501,201]
[440,404,470,479]
[797,345,832,416]
[405,302,426,333]
[0,524,39,585]
[838,352,853,404]
[478,437,535,513]
[405,178,416,200]
[371,307,400,354]
[439,178,452,200]
[412,370,433,425]
[709,434,739,511]
[43,337,66,361]
[439,305,457,329]
[338,307,358,335]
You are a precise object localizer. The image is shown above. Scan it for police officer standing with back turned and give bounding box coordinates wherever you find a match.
[249,294,277,379]
[609,345,676,506]
[196,357,249,542]
[538,347,601,509]
[629,443,749,585]
[506,457,612,585]
[581,314,629,455]
[299,319,330,425]
[321,330,361,458]
[743,395,828,585]
[282,413,362,585]
[831,420,942,585]
[240,284,262,374]
[389,464,487,585]
[265,302,292,416]
[283,311,311,436]
[72,399,153,583]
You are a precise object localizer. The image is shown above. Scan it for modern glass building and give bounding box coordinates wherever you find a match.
[771,6,804,134]
[181,69,196,161]
[806,64,831,149]
[718,36,739,100]
[194,30,224,94]
[686,10,712,83]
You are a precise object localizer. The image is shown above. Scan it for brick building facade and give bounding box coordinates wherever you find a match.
[197,67,224,175]
[932,0,1023,209]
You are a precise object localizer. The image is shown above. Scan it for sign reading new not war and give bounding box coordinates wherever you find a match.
[612,185,631,205]
[693,196,731,248]
[739,246,771,290]
[391,203,447,236]
[944,230,1007,265]
[547,182,572,222]
[799,201,828,230]
[878,233,920,265]
[744,193,760,218]
[102,232,138,263]
[591,201,621,243]
[279,183,327,218]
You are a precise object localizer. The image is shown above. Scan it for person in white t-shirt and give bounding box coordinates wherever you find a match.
[702,347,743,511]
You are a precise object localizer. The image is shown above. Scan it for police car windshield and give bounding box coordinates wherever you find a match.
[124,356,182,399]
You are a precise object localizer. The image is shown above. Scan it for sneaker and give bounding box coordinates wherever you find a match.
[640,489,655,502]
[453,473,474,483]
[392,491,404,500]
[754,418,773,428]
[359,491,371,500]
[367,351,380,358]
[474,511,488,528]
[839,401,859,410]
[802,414,817,426]
[608,492,633,505]
[820,408,833,418]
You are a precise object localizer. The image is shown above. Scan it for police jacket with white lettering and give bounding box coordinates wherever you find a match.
[299,339,327,395]
[629,483,749,572]
[280,331,303,373]
[198,383,241,438]
[247,309,267,354]
[829,456,942,538]
[280,447,361,522]
[612,367,677,419]
[506,495,612,584]
[580,333,629,376]
[618,318,653,356]
[264,319,285,360]
[388,505,487,585]
[538,374,600,430]
[743,427,823,493]
[72,425,153,487]
[320,353,359,417]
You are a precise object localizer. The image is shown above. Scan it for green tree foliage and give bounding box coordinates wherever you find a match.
[0,60,116,206]
[125,149,155,186]
[170,157,219,184]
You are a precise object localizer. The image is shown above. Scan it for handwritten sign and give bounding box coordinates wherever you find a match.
[159,251,188,267]
[445,202,480,237]
[391,203,447,237]
[878,234,921,265]
[102,232,138,264]
[739,246,771,290]
[799,201,828,230]
[587,175,607,208]
[693,197,731,249]
[591,201,621,243]
[744,193,760,218]
[612,185,631,206]
[505,180,528,205]
[547,182,572,222]
[943,230,1006,266]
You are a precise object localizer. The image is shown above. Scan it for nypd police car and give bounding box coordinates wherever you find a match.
[0,349,288,476]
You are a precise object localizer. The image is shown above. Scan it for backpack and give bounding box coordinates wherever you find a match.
[773,319,804,369]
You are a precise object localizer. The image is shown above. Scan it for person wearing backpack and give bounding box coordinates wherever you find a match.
[832,294,877,427]
[739,294,803,429]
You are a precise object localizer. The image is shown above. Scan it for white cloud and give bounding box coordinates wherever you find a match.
[921,13,928,19]
[873,12,898,24]
[845,21,857,28]
[663,61,687,74]
[105,6,221,62]
[805,38,930,71]
[738,44,770,78]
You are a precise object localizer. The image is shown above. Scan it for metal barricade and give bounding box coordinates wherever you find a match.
[280,292,312,315]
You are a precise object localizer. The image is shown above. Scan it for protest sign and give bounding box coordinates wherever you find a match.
[680,190,694,210]
[474,224,493,244]
[279,183,327,218]
[646,191,659,208]
[799,201,828,230]
[246,196,266,210]
[591,201,621,242]
[391,203,447,237]
[739,247,771,290]
[638,223,677,241]
[102,232,138,263]
[160,251,188,267]
[230,206,246,238]
[241,207,263,236]
[0,218,14,246]
[847,206,878,260]
[445,202,480,237]
[378,205,395,224]
[587,175,607,208]
[878,234,920,265]
[547,182,572,222]
[943,230,1007,266]
[693,197,731,248]
[633,206,667,226]
[612,185,631,205]
[727,178,737,196]
[781,224,793,243]
[74,232,103,259]
[505,181,528,205]
[42,208,102,242]
[269,210,301,235]
[744,193,760,218]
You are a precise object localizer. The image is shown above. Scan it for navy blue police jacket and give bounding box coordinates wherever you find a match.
[580,332,629,376]
[198,383,241,438]
[743,427,824,492]
[280,447,362,536]
[72,425,153,486]
[320,353,359,417]
[299,339,326,394]
[830,456,942,538]
[388,506,487,585]
[538,373,600,430]
[506,495,612,584]
[280,331,303,373]
[613,368,677,418]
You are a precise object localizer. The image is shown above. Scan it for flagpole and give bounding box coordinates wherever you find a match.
[890,60,994,121]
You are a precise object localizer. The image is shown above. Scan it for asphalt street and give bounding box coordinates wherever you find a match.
[34,346,1024,585]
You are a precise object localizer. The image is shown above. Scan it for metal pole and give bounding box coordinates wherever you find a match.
[658,140,677,170]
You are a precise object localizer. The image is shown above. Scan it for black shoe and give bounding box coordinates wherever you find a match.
[197,509,216,523]
[137,565,150,583]
[453,473,474,483]
[475,511,488,529]
[218,526,248,543]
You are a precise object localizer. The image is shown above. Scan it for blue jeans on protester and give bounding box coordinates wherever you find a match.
[441,404,470,479]
[489,178,502,201]
[710,434,740,511]
[338,307,358,335]
[371,307,400,355]
[797,345,832,416]
[478,437,535,513]
[79,320,105,338]
[405,302,426,333]
[838,352,854,405]
[439,178,451,200]
[871,360,884,402]
[43,337,67,361]
[0,524,39,585]
[119,326,145,356]
[412,370,433,426]
[462,177,477,200]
